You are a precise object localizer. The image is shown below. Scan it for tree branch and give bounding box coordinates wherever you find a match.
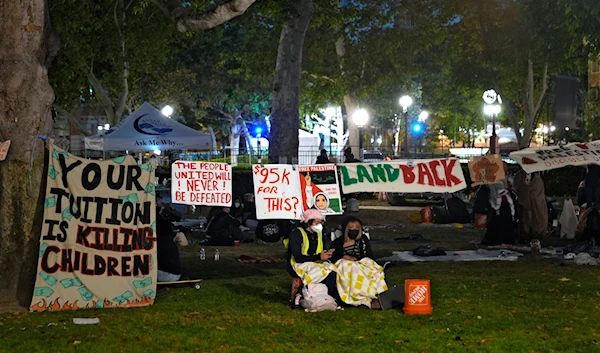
[302,71,336,83]
[54,106,93,136]
[86,66,117,125]
[152,0,257,32]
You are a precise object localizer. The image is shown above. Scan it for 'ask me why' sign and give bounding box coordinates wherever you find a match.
[339,158,466,193]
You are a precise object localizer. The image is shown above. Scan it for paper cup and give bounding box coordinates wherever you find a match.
[234,240,240,246]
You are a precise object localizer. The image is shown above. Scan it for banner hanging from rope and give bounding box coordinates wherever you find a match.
[338,158,466,193]
[509,140,600,173]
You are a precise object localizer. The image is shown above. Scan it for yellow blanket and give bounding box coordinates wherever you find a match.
[335,258,388,307]
[294,261,336,285]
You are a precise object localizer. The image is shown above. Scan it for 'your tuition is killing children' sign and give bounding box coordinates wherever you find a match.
[171,161,232,206]
[510,140,600,173]
[30,141,157,312]
[339,158,466,193]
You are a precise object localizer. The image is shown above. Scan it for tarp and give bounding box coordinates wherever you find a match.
[30,141,157,312]
[509,140,600,173]
[338,158,467,193]
[85,102,212,152]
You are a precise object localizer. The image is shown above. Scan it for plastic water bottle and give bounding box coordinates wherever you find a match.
[214,249,220,261]
[200,248,206,261]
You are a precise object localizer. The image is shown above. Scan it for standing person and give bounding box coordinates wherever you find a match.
[481,163,517,245]
[285,209,336,306]
[584,164,600,208]
[514,169,548,242]
[315,149,331,164]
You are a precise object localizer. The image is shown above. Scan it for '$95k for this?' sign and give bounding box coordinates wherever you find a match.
[252,164,303,220]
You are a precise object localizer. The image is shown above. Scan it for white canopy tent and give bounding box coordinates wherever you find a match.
[85,102,212,152]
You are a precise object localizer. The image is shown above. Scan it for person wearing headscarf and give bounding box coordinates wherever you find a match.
[514,169,548,242]
[481,162,517,245]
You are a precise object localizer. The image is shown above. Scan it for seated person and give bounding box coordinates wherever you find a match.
[156,206,182,282]
[243,196,259,230]
[230,197,245,222]
[206,206,246,246]
[330,216,375,262]
[256,219,295,244]
[286,209,337,305]
[330,216,387,308]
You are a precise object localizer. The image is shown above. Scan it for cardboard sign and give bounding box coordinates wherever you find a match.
[30,142,157,312]
[298,164,343,215]
[0,140,10,161]
[171,161,232,206]
[338,158,466,193]
[468,155,506,186]
[252,164,303,220]
[510,140,600,173]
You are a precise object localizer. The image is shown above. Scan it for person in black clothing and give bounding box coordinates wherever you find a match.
[315,149,331,164]
[230,197,244,221]
[286,209,336,304]
[330,216,375,263]
[256,219,295,244]
[343,147,360,163]
[206,206,246,246]
[584,164,600,208]
[156,206,182,282]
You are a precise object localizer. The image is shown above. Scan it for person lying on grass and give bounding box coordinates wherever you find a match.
[330,216,388,308]
[285,209,338,306]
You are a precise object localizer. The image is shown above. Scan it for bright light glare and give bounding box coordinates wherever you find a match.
[97,126,103,131]
[376,137,382,144]
[353,109,369,128]
[153,149,161,156]
[484,104,501,116]
[104,123,110,130]
[161,105,174,117]
[412,123,422,133]
[550,126,556,132]
[419,111,429,122]
[399,96,413,111]
[565,126,570,131]
[542,126,549,133]
[325,107,337,118]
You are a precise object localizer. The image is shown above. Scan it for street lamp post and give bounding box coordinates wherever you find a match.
[399,96,413,158]
[353,109,369,161]
[483,90,501,155]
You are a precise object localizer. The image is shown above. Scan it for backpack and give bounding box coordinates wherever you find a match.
[300,283,338,312]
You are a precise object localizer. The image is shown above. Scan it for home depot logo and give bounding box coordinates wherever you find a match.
[408,285,428,306]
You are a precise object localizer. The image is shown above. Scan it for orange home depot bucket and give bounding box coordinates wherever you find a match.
[404,279,432,315]
[421,207,433,223]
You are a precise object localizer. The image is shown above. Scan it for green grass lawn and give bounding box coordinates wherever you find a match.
[1,210,599,352]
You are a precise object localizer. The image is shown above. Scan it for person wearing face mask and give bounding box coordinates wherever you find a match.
[285,209,337,307]
[206,206,246,246]
[330,216,387,308]
[230,197,244,221]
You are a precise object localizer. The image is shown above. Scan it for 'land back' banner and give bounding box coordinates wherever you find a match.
[509,140,600,173]
[339,159,466,193]
[171,161,232,206]
[30,141,157,312]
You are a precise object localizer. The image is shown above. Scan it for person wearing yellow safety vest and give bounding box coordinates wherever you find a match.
[285,209,338,307]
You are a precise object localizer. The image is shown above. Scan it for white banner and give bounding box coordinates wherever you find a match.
[171,161,232,206]
[509,140,600,173]
[339,158,466,193]
[252,164,303,220]
[298,164,343,215]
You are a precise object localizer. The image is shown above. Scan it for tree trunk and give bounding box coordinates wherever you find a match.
[268,0,314,164]
[343,94,360,159]
[0,0,55,310]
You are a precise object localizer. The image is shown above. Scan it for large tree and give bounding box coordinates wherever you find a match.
[0,0,256,309]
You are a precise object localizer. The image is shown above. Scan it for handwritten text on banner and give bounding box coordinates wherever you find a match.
[171,161,232,206]
[509,140,600,173]
[339,158,466,193]
[253,164,303,220]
